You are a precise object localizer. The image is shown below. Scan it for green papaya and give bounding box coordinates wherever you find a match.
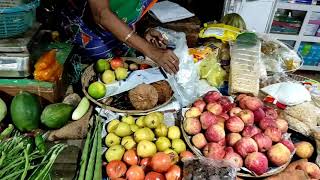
[41,103,73,129]
[10,92,41,132]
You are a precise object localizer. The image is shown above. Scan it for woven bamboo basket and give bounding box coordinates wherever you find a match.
[180,110,293,178]
[81,57,173,114]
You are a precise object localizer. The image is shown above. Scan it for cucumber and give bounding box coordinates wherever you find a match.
[0,98,7,123]
[72,97,90,121]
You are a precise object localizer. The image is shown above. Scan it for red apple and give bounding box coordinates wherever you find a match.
[252,133,272,152]
[110,57,124,70]
[185,107,202,118]
[219,113,230,120]
[217,138,226,146]
[226,116,244,133]
[275,119,288,133]
[224,150,243,168]
[264,127,282,142]
[238,110,254,125]
[216,116,225,129]
[239,96,250,109]
[245,152,269,175]
[280,139,295,153]
[219,96,235,112]
[267,143,291,167]
[263,106,278,120]
[244,97,263,111]
[229,107,242,117]
[193,99,206,112]
[192,133,207,149]
[205,124,225,142]
[200,111,218,130]
[226,133,242,146]
[242,125,261,138]
[203,91,221,103]
[180,151,194,161]
[234,137,258,158]
[236,94,248,102]
[253,108,265,123]
[259,117,277,130]
[203,143,226,160]
[183,117,201,135]
[206,102,223,115]
[225,147,234,153]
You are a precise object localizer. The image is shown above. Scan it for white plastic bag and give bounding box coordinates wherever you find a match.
[155,27,199,107]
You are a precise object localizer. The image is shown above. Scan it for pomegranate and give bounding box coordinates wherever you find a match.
[106,160,127,179]
[151,152,173,173]
[126,165,145,180]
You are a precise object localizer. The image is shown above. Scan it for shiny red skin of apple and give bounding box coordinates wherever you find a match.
[193,99,207,112]
[203,91,221,103]
[203,143,226,160]
[192,133,207,149]
[206,102,223,116]
[280,139,295,153]
[259,117,277,130]
[226,133,242,146]
[183,117,202,135]
[200,111,218,130]
[219,96,235,112]
[253,108,266,123]
[264,127,282,143]
[242,125,262,138]
[244,97,263,111]
[110,57,124,70]
[226,116,245,133]
[229,107,242,117]
[263,106,278,120]
[224,150,244,168]
[238,110,254,125]
[234,137,258,158]
[205,124,225,143]
[252,133,272,152]
[245,152,269,175]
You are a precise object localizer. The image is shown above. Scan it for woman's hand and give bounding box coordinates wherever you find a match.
[145,28,168,49]
[151,48,179,74]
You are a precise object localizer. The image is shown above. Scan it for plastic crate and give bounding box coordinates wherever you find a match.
[0,0,39,39]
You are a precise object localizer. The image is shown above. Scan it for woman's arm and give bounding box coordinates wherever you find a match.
[88,0,179,74]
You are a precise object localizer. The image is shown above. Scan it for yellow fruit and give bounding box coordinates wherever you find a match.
[115,67,128,80]
[101,70,115,84]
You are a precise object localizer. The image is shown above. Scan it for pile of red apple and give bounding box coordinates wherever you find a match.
[183,91,295,176]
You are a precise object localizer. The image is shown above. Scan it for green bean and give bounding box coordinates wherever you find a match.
[35,134,46,155]
[21,144,31,180]
[77,126,92,180]
[0,124,14,141]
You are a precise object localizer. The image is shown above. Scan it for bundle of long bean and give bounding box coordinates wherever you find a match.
[76,116,103,180]
[0,131,66,180]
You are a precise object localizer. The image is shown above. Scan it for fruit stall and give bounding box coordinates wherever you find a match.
[1,1,320,180]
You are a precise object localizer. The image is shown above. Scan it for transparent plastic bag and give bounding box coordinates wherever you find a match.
[155,27,199,107]
[183,157,237,180]
[199,54,226,88]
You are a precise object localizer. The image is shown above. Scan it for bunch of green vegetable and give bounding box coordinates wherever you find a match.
[0,131,67,180]
[76,116,103,180]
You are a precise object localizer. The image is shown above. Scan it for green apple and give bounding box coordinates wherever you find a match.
[105,133,121,147]
[154,112,164,122]
[130,124,139,133]
[105,145,125,162]
[121,136,136,150]
[136,116,145,128]
[168,126,181,140]
[95,59,110,73]
[115,67,128,80]
[164,148,179,164]
[155,137,171,152]
[155,123,168,137]
[101,70,115,84]
[107,119,120,133]
[144,112,161,129]
[122,115,135,125]
[134,127,154,142]
[137,140,157,158]
[172,139,186,154]
[114,122,132,137]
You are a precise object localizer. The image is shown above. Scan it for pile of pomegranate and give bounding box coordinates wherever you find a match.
[183,91,294,175]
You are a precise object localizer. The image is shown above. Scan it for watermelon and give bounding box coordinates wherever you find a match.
[41,103,73,129]
[10,92,41,132]
[221,13,247,30]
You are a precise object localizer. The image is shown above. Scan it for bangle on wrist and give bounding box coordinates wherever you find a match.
[124,30,136,43]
